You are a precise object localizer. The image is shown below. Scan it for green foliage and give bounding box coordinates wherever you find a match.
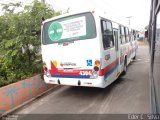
[0,0,60,87]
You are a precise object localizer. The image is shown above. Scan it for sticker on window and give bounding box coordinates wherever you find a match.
[48,16,86,41]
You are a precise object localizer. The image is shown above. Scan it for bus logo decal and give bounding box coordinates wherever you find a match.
[60,62,76,66]
[48,22,63,41]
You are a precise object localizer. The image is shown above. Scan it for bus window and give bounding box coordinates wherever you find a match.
[101,20,114,49]
[120,26,125,44]
[133,30,136,40]
[113,30,118,51]
[125,27,129,43]
[42,12,97,45]
[129,29,132,42]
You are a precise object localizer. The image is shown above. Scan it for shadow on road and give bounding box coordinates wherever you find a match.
[57,77,127,99]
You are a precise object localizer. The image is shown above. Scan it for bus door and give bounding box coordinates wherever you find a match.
[113,29,121,77]
[101,20,117,81]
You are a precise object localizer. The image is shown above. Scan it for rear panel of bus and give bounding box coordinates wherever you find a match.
[41,12,105,88]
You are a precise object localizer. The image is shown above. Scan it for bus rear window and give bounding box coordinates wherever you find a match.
[42,12,96,45]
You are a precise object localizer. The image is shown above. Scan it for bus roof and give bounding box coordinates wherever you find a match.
[42,10,135,30]
[42,10,93,24]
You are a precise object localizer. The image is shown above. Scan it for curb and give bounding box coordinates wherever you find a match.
[0,85,59,118]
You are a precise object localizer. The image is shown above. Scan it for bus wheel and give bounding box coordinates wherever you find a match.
[122,59,127,75]
[133,52,136,60]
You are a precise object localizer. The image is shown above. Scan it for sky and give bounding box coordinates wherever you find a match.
[45,0,151,30]
[0,0,151,30]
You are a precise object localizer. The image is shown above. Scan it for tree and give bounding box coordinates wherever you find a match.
[0,0,60,86]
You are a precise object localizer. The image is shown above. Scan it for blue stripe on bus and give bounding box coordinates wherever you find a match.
[52,64,118,80]
[51,56,125,80]
[104,61,119,80]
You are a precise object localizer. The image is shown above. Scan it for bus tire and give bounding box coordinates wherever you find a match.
[122,57,127,75]
[133,51,136,60]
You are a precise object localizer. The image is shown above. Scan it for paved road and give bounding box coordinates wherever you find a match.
[14,45,150,115]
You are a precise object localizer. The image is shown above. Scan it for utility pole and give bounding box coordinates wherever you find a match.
[126,16,132,26]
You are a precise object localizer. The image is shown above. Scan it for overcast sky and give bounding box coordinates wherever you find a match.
[0,0,151,30]
[46,0,151,30]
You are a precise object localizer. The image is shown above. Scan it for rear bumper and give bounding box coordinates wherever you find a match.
[44,75,105,88]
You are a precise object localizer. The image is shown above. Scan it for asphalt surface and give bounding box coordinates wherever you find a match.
[13,45,150,115]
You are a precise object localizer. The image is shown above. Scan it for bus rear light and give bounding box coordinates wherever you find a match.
[92,71,98,77]
[43,63,51,77]
[95,60,100,67]
[94,66,99,71]
[43,62,47,71]
[90,59,101,78]
[44,66,48,71]
[45,71,51,77]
